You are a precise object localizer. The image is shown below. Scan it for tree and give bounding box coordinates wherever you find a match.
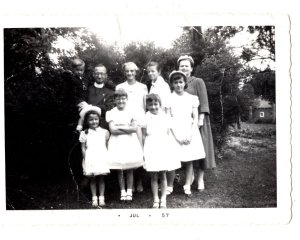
[173,26,246,146]
[237,83,257,121]
[241,26,275,62]
[4,28,89,179]
[244,66,276,103]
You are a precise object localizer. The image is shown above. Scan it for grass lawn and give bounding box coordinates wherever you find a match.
[6,123,276,210]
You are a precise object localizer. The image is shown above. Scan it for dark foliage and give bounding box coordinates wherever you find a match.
[4,26,275,184]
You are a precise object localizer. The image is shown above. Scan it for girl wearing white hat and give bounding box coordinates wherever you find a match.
[79,105,110,207]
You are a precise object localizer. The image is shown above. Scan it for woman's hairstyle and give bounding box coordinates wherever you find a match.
[114,88,128,99]
[177,55,194,68]
[146,93,162,106]
[71,58,85,68]
[146,61,162,72]
[83,110,101,133]
[122,62,139,73]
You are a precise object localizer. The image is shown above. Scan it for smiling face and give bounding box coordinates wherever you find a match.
[124,65,137,82]
[87,113,100,130]
[172,77,186,94]
[178,59,193,77]
[93,66,107,84]
[147,100,161,115]
[115,96,128,110]
[147,66,160,82]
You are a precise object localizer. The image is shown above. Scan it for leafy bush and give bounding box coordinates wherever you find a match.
[254,118,274,124]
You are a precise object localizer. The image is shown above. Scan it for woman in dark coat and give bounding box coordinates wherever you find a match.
[178,55,216,191]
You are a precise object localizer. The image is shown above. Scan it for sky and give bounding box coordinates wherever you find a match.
[88,22,184,49]
[227,30,275,70]
[53,25,275,71]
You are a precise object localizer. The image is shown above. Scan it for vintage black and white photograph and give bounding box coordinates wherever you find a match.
[4,23,278,211]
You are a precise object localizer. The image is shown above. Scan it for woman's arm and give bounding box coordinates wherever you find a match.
[192,107,199,130]
[196,78,210,114]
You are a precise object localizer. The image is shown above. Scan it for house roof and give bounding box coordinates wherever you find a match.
[255,98,272,108]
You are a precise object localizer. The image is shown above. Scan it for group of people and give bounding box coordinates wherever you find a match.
[66,55,216,209]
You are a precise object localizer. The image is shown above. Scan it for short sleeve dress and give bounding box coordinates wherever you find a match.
[79,127,110,176]
[149,76,171,110]
[169,92,206,162]
[116,81,147,124]
[143,111,181,172]
[106,107,144,170]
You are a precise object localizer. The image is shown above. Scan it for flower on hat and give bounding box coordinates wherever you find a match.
[79,104,102,119]
[77,101,89,112]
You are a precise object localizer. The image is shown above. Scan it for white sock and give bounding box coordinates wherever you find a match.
[121,190,126,196]
[127,189,132,195]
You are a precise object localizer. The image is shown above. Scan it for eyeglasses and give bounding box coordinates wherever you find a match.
[94,72,107,76]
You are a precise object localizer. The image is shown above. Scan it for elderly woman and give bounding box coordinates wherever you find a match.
[167,55,216,194]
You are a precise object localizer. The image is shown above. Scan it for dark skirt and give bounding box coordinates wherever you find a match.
[193,115,216,169]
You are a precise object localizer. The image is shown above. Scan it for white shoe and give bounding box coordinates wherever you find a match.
[92,196,98,207]
[152,199,159,209]
[120,190,127,201]
[183,185,192,197]
[126,189,133,201]
[160,199,167,208]
[99,196,105,206]
[191,172,195,185]
[198,180,205,191]
[166,187,173,195]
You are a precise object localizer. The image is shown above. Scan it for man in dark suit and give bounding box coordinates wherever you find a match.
[78,64,115,130]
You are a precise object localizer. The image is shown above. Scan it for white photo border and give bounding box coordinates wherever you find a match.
[0,13,292,226]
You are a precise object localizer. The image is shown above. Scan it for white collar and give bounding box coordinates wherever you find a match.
[94,82,104,88]
[89,127,100,131]
[151,76,164,86]
[125,80,137,86]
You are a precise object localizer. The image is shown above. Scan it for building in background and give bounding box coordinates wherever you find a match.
[249,97,276,123]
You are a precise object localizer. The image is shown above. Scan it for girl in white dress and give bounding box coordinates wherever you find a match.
[106,89,144,201]
[116,62,148,193]
[168,71,206,196]
[142,94,181,208]
[79,105,110,207]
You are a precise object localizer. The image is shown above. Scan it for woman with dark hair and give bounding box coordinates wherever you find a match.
[177,55,216,192]
[167,70,206,196]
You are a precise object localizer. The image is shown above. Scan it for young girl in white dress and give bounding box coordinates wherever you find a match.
[116,62,148,193]
[106,89,144,201]
[168,71,206,196]
[79,105,110,207]
[142,94,181,208]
